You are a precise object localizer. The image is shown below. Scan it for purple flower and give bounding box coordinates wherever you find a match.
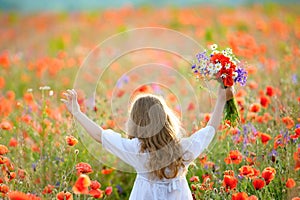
[234,67,247,86]
[292,74,297,84]
[296,124,300,129]
[196,51,209,63]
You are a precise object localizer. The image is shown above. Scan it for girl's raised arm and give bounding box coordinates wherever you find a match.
[61,89,103,143]
[207,86,233,131]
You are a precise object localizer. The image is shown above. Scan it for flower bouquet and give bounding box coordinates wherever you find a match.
[192,44,247,127]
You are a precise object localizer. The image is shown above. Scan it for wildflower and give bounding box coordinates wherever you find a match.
[101,168,113,175]
[210,44,218,50]
[282,116,295,129]
[8,191,41,200]
[290,128,300,140]
[232,192,248,200]
[223,171,238,191]
[0,184,9,194]
[42,184,55,194]
[72,174,91,194]
[248,195,258,200]
[9,138,18,147]
[224,150,243,164]
[239,165,259,179]
[105,186,113,195]
[262,167,276,185]
[260,132,272,145]
[266,86,275,97]
[76,162,93,174]
[252,178,265,190]
[90,180,101,190]
[65,135,78,146]
[286,178,296,188]
[0,120,13,131]
[189,176,199,182]
[0,145,9,155]
[260,95,270,108]
[294,148,300,171]
[56,191,73,200]
[89,189,103,198]
[249,103,260,113]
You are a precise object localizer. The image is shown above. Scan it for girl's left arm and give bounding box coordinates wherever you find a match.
[61,89,103,143]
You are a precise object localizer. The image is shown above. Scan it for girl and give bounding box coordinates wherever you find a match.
[61,86,233,200]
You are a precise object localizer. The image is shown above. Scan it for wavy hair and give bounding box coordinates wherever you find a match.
[126,94,187,180]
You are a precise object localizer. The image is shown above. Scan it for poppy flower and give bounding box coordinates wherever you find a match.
[290,128,300,140]
[105,186,113,195]
[89,189,103,198]
[0,121,13,131]
[266,86,275,97]
[42,184,55,194]
[223,172,238,191]
[101,168,113,175]
[252,178,265,190]
[262,167,276,185]
[249,103,260,113]
[189,176,200,182]
[56,191,73,200]
[232,192,248,200]
[9,138,18,147]
[239,165,259,178]
[282,117,295,129]
[292,197,300,200]
[0,184,9,194]
[0,145,9,155]
[294,148,300,171]
[260,95,270,108]
[76,162,93,174]
[8,191,41,200]
[260,132,272,145]
[65,135,78,146]
[224,150,243,164]
[90,180,101,190]
[286,178,296,188]
[72,174,91,194]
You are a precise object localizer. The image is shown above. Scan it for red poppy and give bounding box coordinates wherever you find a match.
[8,191,41,200]
[286,178,296,188]
[249,103,260,113]
[223,171,238,191]
[72,174,91,194]
[0,120,13,131]
[189,176,200,182]
[239,165,259,179]
[266,86,275,97]
[232,192,248,200]
[0,184,9,194]
[262,167,276,185]
[56,191,73,200]
[224,150,243,164]
[0,145,9,155]
[105,186,113,195]
[282,116,295,129]
[101,168,113,175]
[42,184,55,194]
[76,162,93,174]
[294,148,300,171]
[65,135,78,146]
[89,189,103,198]
[260,95,270,108]
[9,138,18,147]
[252,178,265,190]
[90,180,101,190]
[290,128,300,140]
[260,132,272,145]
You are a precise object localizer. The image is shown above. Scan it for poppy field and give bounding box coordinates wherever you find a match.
[0,3,300,200]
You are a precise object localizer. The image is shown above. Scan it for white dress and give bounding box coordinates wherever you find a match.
[101,125,215,200]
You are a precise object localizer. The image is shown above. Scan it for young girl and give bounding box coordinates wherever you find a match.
[61,86,233,200]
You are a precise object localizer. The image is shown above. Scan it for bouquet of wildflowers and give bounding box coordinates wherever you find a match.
[192,44,247,127]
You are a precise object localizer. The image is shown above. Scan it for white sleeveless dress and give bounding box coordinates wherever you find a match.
[101,125,215,200]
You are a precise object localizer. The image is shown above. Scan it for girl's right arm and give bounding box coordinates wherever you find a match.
[207,86,233,131]
[61,89,103,144]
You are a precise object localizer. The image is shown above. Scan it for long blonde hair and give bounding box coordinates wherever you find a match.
[126,94,187,180]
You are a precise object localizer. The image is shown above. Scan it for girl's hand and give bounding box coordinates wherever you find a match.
[217,86,234,102]
[60,89,81,115]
